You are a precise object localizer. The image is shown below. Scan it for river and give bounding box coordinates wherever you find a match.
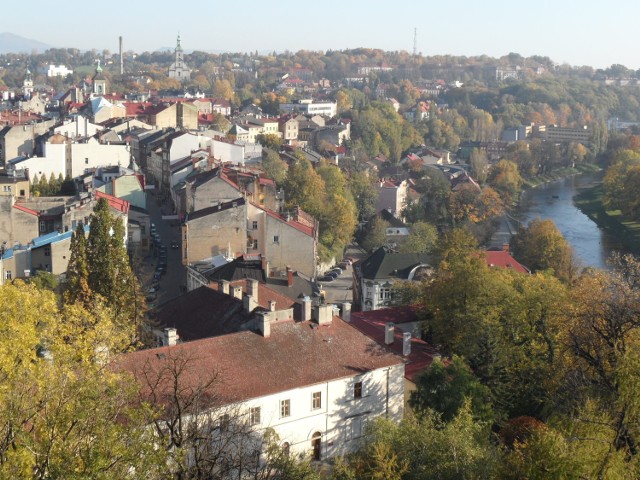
[514,172,623,270]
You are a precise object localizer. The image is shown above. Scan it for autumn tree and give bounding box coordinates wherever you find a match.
[63,222,92,306]
[510,218,576,283]
[469,148,488,184]
[487,159,523,205]
[399,221,438,254]
[359,216,389,253]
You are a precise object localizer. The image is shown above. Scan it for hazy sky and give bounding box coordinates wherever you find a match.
[9,0,640,69]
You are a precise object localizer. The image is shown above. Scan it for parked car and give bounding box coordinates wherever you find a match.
[146,293,157,302]
[317,275,335,282]
[148,285,159,294]
[338,261,350,270]
[153,271,162,282]
[324,271,339,279]
[170,240,179,249]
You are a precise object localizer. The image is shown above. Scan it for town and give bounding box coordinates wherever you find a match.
[0,32,640,479]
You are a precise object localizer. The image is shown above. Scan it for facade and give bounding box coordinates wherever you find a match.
[168,35,192,81]
[542,125,592,144]
[115,306,405,464]
[0,118,56,164]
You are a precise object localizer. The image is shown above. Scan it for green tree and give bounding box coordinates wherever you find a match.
[348,170,379,221]
[64,222,92,306]
[469,148,489,184]
[360,217,389,253]
[262,148,288,184]
[410,356,494,422]
[399,221,438,254]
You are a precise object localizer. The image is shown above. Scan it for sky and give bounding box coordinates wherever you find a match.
[6,0,640,70]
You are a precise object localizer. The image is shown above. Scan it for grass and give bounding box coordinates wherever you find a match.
[522,163,602,189]
[574,182,640,257]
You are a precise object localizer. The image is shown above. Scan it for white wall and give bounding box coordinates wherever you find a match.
[211,138,244,165]
[238,363,404,461]
[169,134,201,162]
[54,116,103,139]
[10,155,66,181]
[70,140,130,178]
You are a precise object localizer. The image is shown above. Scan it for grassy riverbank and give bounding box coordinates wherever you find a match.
[521,163,602,189]
[574,182,640,257]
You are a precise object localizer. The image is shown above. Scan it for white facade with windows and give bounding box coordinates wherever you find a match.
[222,363,404,461]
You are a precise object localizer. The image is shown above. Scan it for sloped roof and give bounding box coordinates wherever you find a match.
[187,197,245,222]
[483,250,530,274]
[114,318,403,407]
[350,306,439,382]
[357,247,432,280]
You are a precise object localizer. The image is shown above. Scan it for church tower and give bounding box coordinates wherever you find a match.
[22,67,33,98]
[168,34,192,82]
[92,60,107,95]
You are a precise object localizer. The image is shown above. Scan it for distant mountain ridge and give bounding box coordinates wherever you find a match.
[0,32,52,54]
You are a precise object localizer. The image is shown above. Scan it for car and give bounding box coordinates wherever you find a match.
[159,252,167,260]
[153,271,162,281]
[148,286,159,294]
[170,240,180,249]
[317,275,335,282]
[330,267,343,274]
[323,271,339,279]
[338,261,350,270]
[157,263,167,273]
[146,293,157,302]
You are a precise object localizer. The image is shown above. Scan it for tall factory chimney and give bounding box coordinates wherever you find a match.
[119,36,123,75]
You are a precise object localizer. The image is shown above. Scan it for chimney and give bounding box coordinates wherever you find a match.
[402,331,412,356]
[385,322,395,345]
[261,255,267,275]
[341,302,351,322]
[218,279,230,295]
[247,278,259,303]
[315,304,333,326]
[299,296,312,321]
[269,300,277,312]
[243,294,258,313]
[286,266,293,287]
[232,285,243,300]
[265,261,271,277]
[502,243,510,252]
[164,327,178,347]
[257,311,271,338]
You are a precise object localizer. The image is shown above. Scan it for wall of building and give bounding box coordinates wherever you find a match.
[183,203,247,264]
[211,138,245,165]
[70,140,130,178]
[190,178,241,213]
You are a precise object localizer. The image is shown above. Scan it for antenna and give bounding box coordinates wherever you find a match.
[413,28,417,56]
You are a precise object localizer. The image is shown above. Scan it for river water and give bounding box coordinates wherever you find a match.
[515,172,623,270]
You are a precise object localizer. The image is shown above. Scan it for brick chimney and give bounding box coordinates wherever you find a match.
[246,278,259,303]
[385,322,395,345]
[218,280,230,295]
[315,304,333,326]
[232,285,243,300]
[163,327,178,347]
[402,331,412,356]
[502,243,510,252]
[286,266,293,287]
[341,302,351,322]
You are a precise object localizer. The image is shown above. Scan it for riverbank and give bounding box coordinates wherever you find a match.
[574,183,640,257]
[521,163,602,190]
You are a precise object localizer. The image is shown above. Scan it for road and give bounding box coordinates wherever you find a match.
[136,190,186,308]
[319,244,368,305]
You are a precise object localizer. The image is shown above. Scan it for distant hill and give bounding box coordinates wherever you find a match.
[0,32,52,54]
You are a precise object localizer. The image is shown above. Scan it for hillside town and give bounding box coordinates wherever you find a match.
[1,33,640,479]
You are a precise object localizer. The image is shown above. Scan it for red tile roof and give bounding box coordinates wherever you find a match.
[350,306,438,382]
[250,202,315,237]
[12,203,39,216]
[483,250,529,274]
[114,318,403,409]
[225,279,296,310]
[96,190,130,214]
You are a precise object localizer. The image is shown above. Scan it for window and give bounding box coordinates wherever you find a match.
[85,158,89,165]
[19,189,25,196]
[354,381,363,399]
[2,185,10,192]
[219,414,230,432]
[350,417,363,440]
[252,239,258,249]
[44,245,51,257]
[5,270,11,280]
[280,399,290,418]
[380,288,391,301]
[252,221,258,229]
[249,406,261,426]
[312,391,322,410]
[273,235,279,244]
[39,220,46,232]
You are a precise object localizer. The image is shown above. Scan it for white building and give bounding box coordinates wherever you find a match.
[168,35,191,81]
[116,305,405,465]
[46,64,73,77]
[280,100,337,118]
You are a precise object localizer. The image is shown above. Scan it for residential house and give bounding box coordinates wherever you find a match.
[280,100,337,118]
[0,118,56,164]
[352,246,433,312]
[115,305,405,464]
[375,178,409,219]
[182,197,318,278]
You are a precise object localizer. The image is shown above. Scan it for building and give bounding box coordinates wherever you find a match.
[352,246,433,312]
[46,65,73,77]
[375,178,409,219]
[115,305,405,464]
[280,100,337,118]
[168,35,191,82]
[542,125,592,144]
[181,197,318,278]
[92,61,107,95]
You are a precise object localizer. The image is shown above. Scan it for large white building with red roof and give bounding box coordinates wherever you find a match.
[115,305,405,466]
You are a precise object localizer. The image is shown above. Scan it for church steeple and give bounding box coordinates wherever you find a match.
[168,34,191,82]
[176,34,182,52]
